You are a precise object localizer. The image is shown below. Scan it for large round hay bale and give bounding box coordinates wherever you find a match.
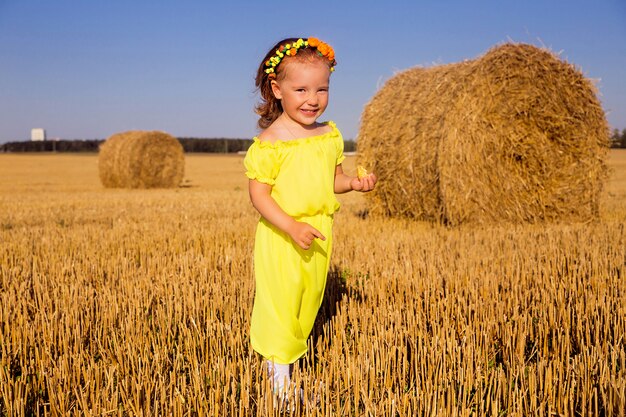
[98,131,184,189]
[358,43,609,225]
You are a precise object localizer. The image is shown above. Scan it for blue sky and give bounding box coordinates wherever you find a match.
[1,0,625,142]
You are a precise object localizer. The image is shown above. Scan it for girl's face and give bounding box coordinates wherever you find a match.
[271,60,331,127]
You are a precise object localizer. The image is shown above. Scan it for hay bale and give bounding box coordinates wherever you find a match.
[358,43,609,225]
[98,131,184,189]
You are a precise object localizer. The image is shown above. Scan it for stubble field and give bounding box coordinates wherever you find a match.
[1,151,625,416]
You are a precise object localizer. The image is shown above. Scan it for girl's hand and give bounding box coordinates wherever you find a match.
[287,221,326,250]
[350,173,377,192]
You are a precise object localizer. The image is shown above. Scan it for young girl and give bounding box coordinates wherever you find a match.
[244,37,376,402]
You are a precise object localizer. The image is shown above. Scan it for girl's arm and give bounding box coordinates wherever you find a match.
[248,179,325,250]
[334,164,377,194]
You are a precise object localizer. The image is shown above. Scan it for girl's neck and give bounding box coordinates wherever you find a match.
[257,114,331,144]
[277,114,323,140]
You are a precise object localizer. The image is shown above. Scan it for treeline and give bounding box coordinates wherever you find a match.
[0,139,103,153]
[0,138,253,153]
[177,138,252,153]
[611,129,626,148]
[0,137,357,153]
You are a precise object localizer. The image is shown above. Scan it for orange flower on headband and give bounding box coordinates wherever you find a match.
[308,37,334,61]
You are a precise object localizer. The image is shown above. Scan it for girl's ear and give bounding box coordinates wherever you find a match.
[270,80,283,100]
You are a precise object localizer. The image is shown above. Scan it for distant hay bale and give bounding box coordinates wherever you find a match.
[98,131,184,189]
[358,43,610,225]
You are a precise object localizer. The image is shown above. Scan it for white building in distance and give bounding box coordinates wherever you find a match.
[31,128,46,141]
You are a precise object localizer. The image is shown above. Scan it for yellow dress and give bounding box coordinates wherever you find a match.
[244,121,345,364]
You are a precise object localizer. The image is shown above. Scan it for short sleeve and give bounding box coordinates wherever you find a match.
[244,140,280,185]
[335,129,346,165]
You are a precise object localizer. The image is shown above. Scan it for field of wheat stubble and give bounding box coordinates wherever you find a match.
[0,151,624,416]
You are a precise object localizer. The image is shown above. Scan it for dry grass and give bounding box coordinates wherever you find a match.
[0,151,625,416]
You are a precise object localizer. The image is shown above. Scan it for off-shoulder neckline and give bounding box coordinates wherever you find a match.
[252,121,338,148]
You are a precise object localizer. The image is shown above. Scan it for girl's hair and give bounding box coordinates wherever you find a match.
[254,37,334,129]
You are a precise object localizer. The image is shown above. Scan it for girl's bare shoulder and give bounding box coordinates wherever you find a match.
[257,124,286,144]
[317,121,333,135]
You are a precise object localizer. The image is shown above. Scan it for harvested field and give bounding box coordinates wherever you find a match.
[0,151,625,416]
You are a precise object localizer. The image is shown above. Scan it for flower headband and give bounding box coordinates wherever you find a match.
[264,37,337,76]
